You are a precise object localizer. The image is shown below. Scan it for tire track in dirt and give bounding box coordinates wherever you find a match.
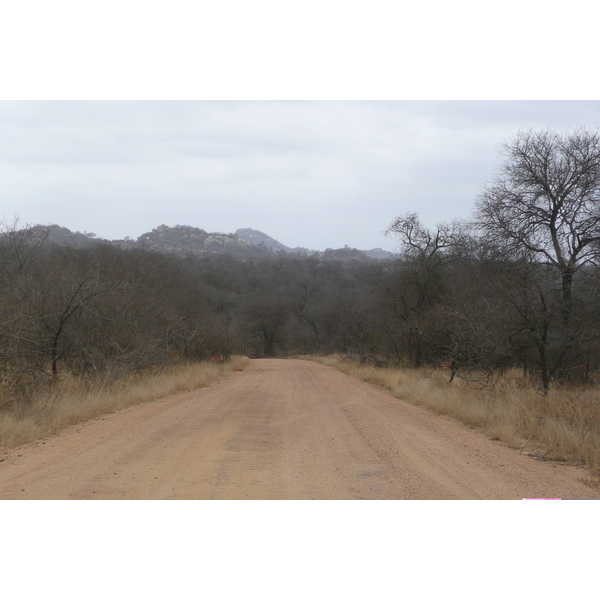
[0,359,596,499]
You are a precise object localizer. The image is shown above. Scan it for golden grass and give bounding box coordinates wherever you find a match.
[307,354,600,481]
[0,355,250,449]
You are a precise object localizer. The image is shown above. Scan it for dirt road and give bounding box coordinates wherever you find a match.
[0,359,596,499]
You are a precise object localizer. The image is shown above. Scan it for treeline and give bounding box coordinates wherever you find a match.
[0,223,389,404]
[381,127,600,391]
[2,128,600,402]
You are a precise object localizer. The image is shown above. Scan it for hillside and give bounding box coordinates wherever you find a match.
[19,223,394,262]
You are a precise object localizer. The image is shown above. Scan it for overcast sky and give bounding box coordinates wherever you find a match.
[2,101,600,252]
[2,3,599,253]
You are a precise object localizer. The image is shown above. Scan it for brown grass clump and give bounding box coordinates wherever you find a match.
[0,356,250,450]
[307,354,600,481]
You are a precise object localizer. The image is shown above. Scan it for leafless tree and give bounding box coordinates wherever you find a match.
[476,128,600,323]
[382,214,469,367]
[386,213,468,266]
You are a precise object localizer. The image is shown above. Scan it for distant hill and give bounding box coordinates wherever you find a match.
[364,248,395,260]
[28,224,105,248]
[234,227,393,259]
[235,228,290,253]
[233,228,316,256]
[135,225,272,258]
[14,223,394,262]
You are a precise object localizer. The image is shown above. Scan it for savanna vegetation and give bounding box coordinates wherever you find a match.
[3,127,600,479]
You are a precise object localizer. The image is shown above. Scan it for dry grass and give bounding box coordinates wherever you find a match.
[307,354,600,481]
[0,356,250,449]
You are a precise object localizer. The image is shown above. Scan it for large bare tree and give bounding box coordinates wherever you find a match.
[476,128,600,321]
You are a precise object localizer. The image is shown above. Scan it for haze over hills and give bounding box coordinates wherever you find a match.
[22,224,394,261]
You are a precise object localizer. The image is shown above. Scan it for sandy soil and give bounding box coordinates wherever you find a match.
[0,359,596,499]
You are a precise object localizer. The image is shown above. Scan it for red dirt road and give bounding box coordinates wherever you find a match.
[0,359,596,499]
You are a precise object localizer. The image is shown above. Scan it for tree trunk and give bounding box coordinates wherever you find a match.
[539,347,550,395]
[51,333,60,377]
[261,327,275,357]
[561,267,574,325]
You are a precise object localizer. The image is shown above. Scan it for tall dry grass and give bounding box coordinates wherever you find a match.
[308,354,600,482]
[0,356,250,449]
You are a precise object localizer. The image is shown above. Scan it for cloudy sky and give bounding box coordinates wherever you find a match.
[2,3,599,253]
[2,101,600,252]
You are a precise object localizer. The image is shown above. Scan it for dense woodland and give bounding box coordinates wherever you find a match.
[3,128,600,404]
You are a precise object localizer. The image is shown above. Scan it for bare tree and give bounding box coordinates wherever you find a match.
[476,128,600,322]
[386,213,467,266]
[383,214,468,367]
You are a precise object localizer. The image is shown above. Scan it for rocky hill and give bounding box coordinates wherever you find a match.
[27,224,104,248]
[234,228,289,253]
[134,225,272,258]
[17,224,393,262]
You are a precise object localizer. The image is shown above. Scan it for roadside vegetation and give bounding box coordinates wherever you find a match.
[308,354,600,482]
[0,356,249,449]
